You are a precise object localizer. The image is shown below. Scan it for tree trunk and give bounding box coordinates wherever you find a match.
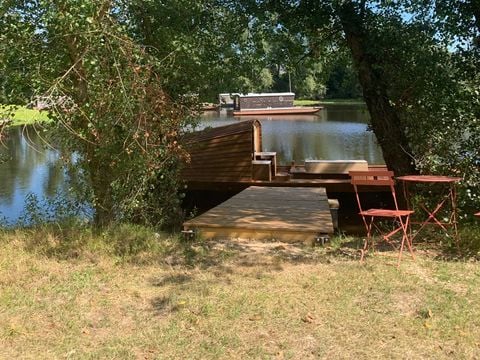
[89,156,115,226]
[60,1,116,227]
[335,2,417,176]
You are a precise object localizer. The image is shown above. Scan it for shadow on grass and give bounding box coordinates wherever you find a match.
[152,222,470,265]
[150,295,187,315]
[0,223,387,268]
[5,222,480,273]
[151,296,171,313]
[152,273,193,287]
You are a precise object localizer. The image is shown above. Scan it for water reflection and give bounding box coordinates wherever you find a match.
[0,127,66,222]
[200,105,383,165]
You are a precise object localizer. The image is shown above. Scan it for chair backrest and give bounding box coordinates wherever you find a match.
[349,170,399,212]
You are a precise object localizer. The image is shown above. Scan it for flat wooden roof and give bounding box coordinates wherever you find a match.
[236,92,295,98]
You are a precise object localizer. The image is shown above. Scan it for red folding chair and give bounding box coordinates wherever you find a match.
[349,170,415,265]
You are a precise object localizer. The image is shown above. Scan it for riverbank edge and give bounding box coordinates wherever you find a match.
[1,105,51,127]
[295,99,365,106]
[2,99,365,127]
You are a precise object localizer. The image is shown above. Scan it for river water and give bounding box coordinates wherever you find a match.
[0,104,383,223]
[201,105,383,165]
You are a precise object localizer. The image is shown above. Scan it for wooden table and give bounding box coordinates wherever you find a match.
[396,175,461,244]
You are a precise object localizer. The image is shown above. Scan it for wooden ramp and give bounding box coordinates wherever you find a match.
[183,186,333,243]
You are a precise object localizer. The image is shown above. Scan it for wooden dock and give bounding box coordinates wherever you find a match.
[183,186,334,243]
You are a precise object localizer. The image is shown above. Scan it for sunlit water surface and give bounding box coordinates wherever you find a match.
[200,105,383,165]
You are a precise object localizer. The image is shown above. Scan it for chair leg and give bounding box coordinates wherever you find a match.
[398,231,405,267]
[360,216,373,263]
[382,225,402,251]
[360,215,415,265]
[404,216,415,260]
[368,217,376,254]
[360,236,369,262]
[397,215,415,267]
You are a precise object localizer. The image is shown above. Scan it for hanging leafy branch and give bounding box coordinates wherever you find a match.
[2,0,195,227]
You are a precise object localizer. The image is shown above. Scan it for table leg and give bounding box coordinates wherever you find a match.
[418,198,450,232]
[450,185,459,247]
[401,181,414,241]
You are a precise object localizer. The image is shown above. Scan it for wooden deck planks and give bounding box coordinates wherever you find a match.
[183,186,334,242]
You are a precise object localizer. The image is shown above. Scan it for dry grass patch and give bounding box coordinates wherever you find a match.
[1,230,480,359]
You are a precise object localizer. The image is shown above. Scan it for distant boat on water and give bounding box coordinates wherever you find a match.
[232,107,321,116]
[230,92,322,116]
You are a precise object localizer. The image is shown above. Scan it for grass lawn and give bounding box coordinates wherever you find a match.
[294,99,365,106]
[1,227,480,359]
[0,105,51,126]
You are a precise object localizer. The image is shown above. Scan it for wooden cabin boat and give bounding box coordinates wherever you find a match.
[231,92,322,116]
[181,120,385,193]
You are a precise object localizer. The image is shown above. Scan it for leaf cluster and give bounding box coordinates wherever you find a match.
[3,0,196,227]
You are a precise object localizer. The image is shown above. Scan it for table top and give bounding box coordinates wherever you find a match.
[396,175,462,183]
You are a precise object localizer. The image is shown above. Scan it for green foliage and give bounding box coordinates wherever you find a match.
[125,0,267,101]
[325,61,362,99]
[124,0,332,99]
[388,4,479,213]
[107,223,162,258]
[14,221,173,261]
[2,0,480,224]
[364,6,480,213]
[2,0,194,227]
[360,3,480,212]
[258,68,274,91]
[264,0,480,212]
[459,223,480,255]
[17,191,89,228]
[291,60,327,99]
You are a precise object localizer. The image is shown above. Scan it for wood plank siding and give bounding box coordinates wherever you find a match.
[233,93,295,110]
[180,119,386,194]
[181,120,262,183]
